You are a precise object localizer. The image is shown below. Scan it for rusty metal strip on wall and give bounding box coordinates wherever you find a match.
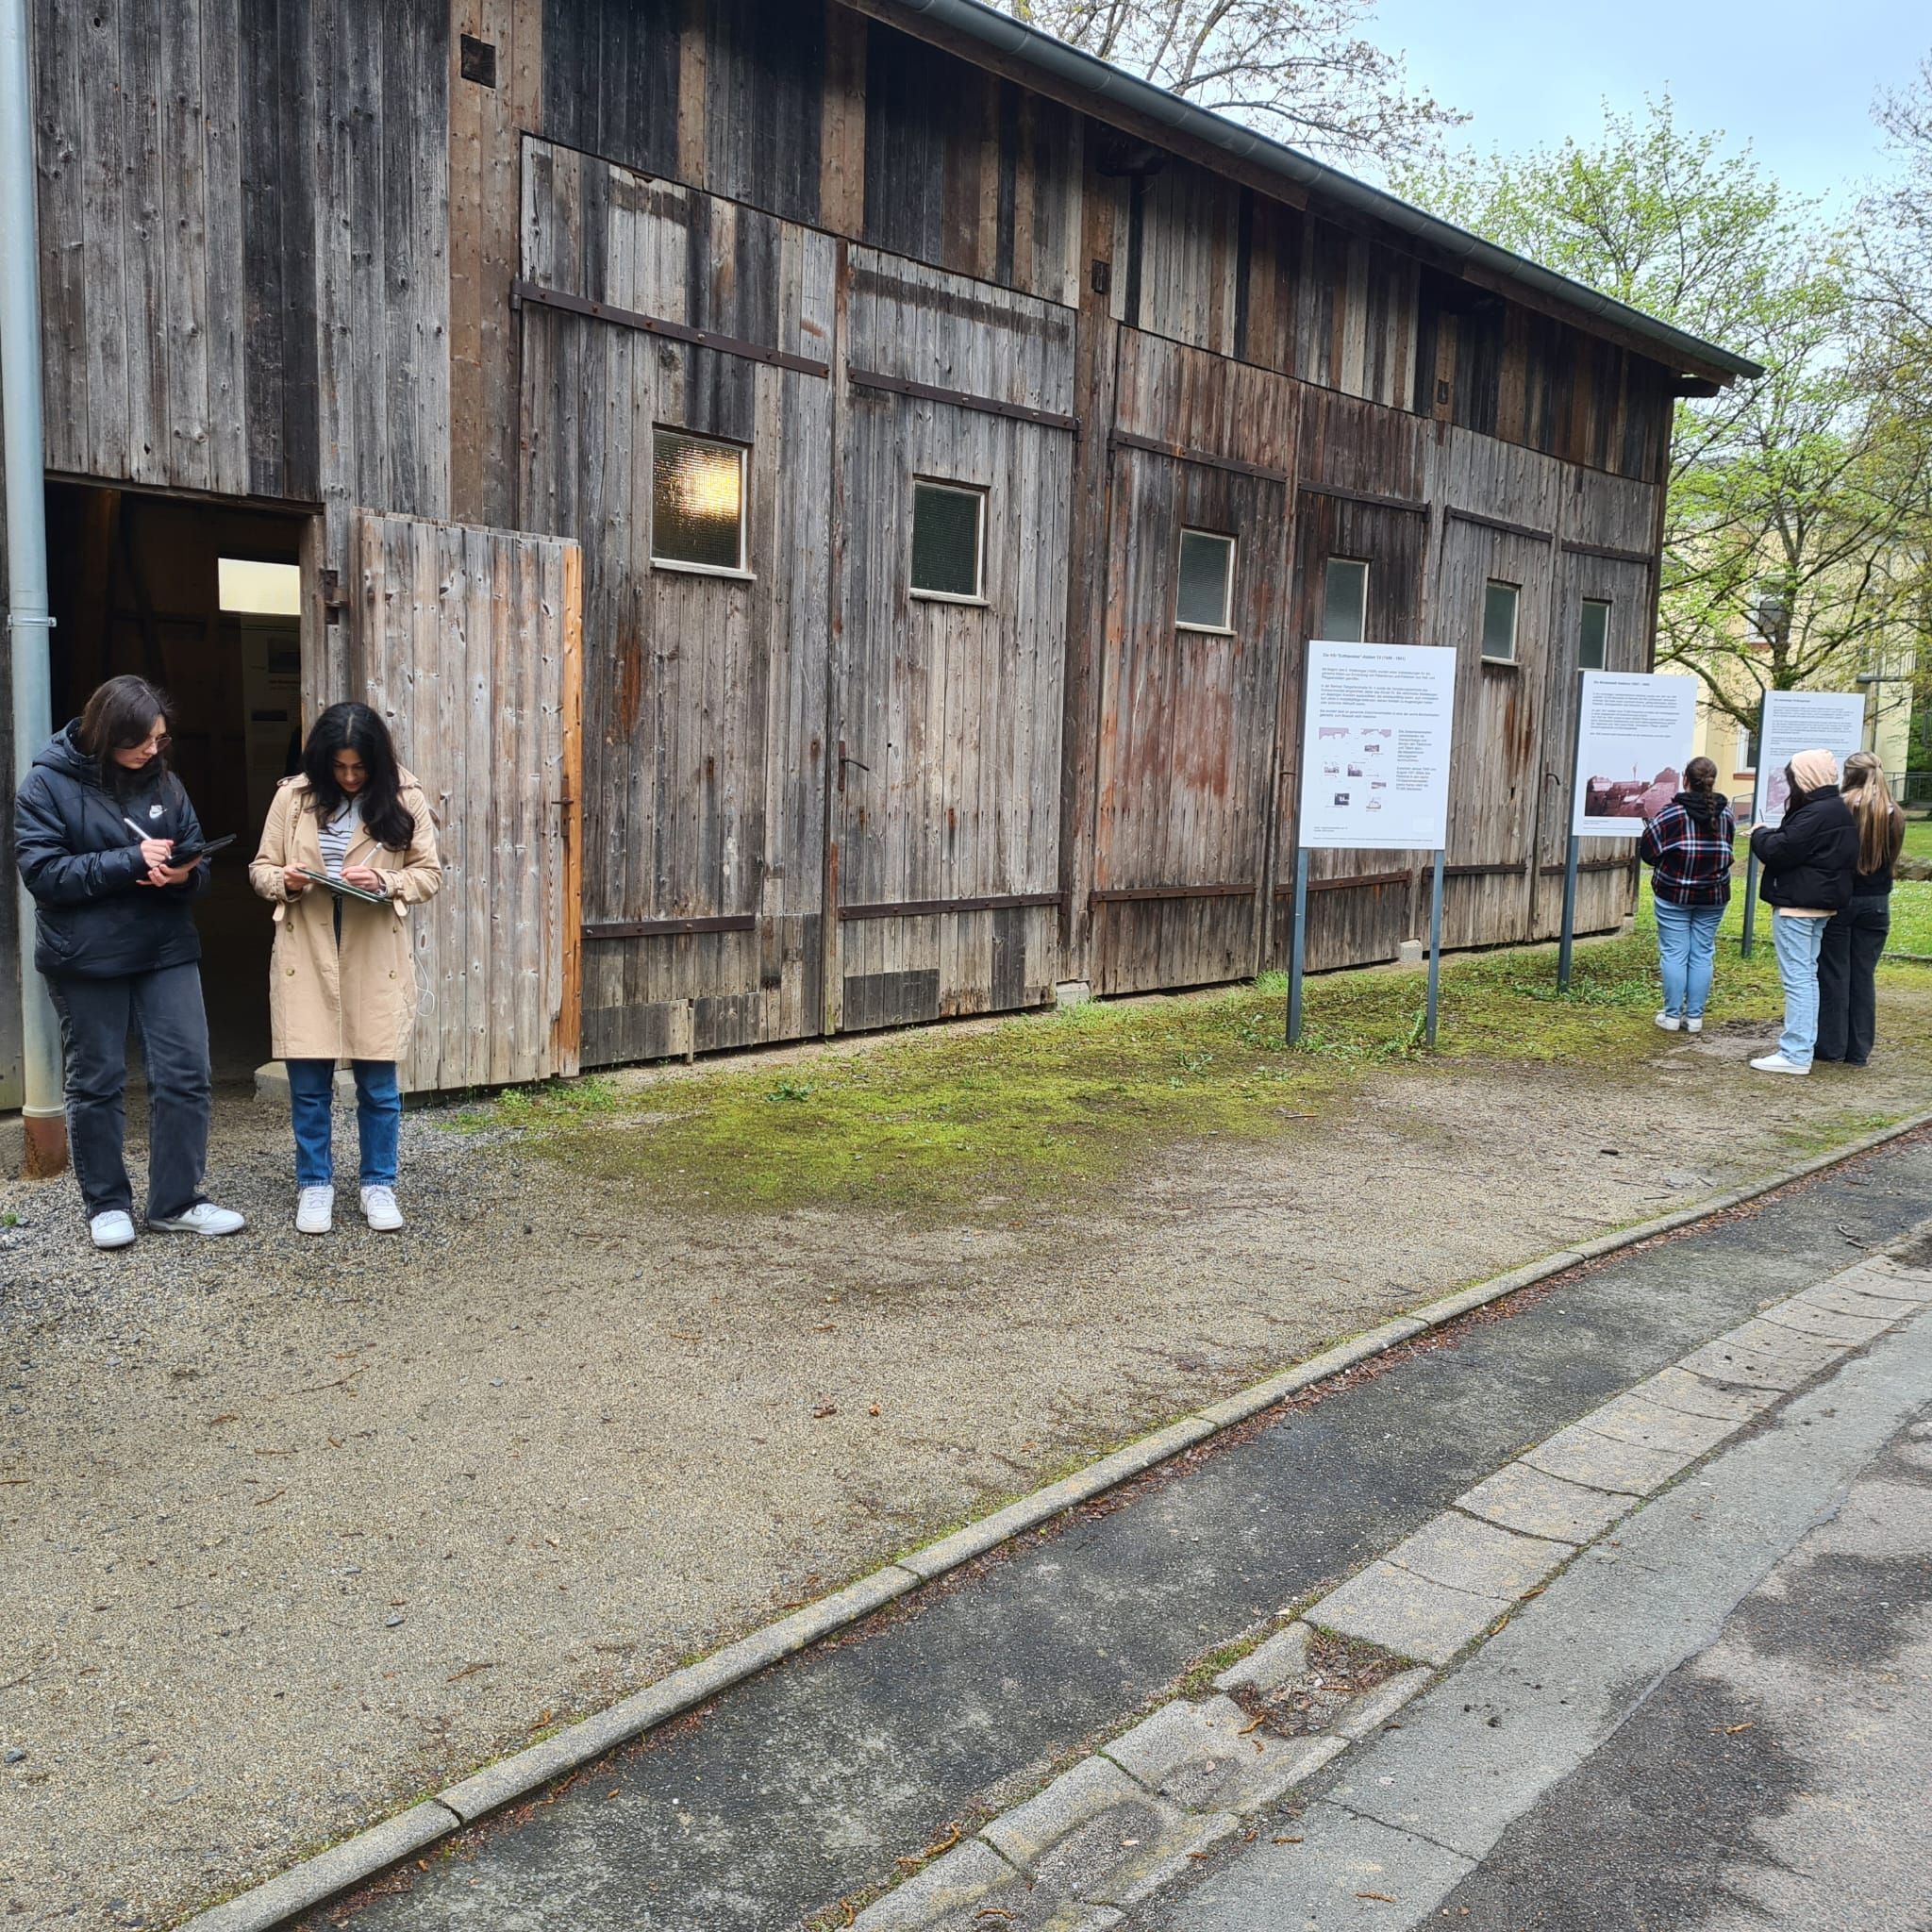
[848,367,1078,431]
[512,280,830,379]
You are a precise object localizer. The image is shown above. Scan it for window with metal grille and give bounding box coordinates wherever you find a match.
[910,481,986,600]
[651,429,747,574]
[1177,529,1235,631]
[1322,558,1369,642]
[1482,579,1520,662]
[1578,598,1609,669]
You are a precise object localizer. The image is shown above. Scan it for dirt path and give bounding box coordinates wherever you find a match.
[1,1009,1927,1925]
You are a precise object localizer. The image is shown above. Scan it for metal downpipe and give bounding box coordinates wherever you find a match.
[1,0,67,1172]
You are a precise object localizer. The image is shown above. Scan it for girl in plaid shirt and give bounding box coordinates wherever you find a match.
[1640,756,1736,1034]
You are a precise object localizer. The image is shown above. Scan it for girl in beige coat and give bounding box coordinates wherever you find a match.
[249,704,441,1233]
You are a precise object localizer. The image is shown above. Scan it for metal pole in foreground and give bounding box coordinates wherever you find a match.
[1740,853,1760,960]
[1425,847,1445,1047]
[1557,835,1581,991]
[0,0,66,1174]
[1287,845,1310,1045]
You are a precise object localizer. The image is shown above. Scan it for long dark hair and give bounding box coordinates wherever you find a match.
[301,703,415,850]
[1684,756,1719,794]
[77,675,173,792]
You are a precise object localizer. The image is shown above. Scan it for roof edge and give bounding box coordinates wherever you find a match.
[865,0,1765,384]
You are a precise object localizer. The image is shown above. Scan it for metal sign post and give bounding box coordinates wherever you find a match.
[1424,848,1445,1046]
[1557,675,1588,992]
[1740,853,1761,959]
[1286,846,1310,1045]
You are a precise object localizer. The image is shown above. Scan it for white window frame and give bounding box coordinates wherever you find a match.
[908,478,989,606]
[649,426,754,580]
[1481,578,1521,664]
[1577,596,1610,670]
[1321,557,1370,644]
[1175,527,1237,636]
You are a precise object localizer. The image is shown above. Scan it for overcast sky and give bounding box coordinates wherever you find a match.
[1368,0,1925,208]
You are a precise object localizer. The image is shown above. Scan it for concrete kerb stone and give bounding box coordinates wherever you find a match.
[436,1564,924,1823]
[848,1839,1024,1932]
[1214,1621,1314,1695]
[1333,1666,1433,1740]
[1103,1692,1339,1816]
[895,1417,1220,1583]
[167,1117,1932,1932]
[1574,1391,1741,1458]
[171,1805,458,1932]
[1453,1462,1634,1545]
[1380,1511,1572,1601]
[1303,1561,1505,1667]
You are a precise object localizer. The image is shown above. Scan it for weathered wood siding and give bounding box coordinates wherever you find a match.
[9,0,1695,1091]
[0,448,18,1109]
[832,250,1075,1029]
[519,140,836,1063]
[1091,330,1294,994]
[348,510,582,1091]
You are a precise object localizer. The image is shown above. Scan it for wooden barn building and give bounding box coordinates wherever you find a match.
[0,0,1756,1108]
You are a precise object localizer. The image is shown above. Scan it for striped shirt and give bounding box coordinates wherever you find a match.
[318,797,362,879]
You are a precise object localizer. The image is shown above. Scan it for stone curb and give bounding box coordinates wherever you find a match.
[167,1113,1932,1932]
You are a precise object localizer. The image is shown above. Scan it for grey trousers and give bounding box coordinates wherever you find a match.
[45,962,212,1222]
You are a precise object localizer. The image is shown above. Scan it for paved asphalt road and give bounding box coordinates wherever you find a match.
[326,1139,1932,1930]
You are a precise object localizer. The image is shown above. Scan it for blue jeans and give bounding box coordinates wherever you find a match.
[286,1059,401,1189]
[1654,899,1724,1020]
[1771,911,1827,1068]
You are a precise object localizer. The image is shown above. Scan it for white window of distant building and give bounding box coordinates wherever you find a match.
[1176,528,1236,632]
[1322,558,1369,642]
[909,480,987,602]
[1481,579,1520,663]
[651,429,749,575]
[1578,597,1609,670]
[218,558,301,615]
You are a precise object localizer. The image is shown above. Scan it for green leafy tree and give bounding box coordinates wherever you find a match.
[1395,99,1932,737]
[992,0,1462,168]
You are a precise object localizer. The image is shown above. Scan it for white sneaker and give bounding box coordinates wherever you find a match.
[1684,1017,1704,1034]
[148,1201,247,1236]
[1654,1011,1682,1032]
[360,1185,405,1232]
[1749,1052,1809,1075]
[296,1186,335,1235]
[90,1210,137,1251]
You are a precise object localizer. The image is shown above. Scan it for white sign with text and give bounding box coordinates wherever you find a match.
[1298,641,1457,851]
[1751,690,1866,827]
[1572,672,1700,837]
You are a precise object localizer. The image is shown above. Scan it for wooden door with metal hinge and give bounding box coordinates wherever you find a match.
[347,509,583,1092]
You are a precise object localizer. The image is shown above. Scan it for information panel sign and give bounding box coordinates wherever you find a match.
[1297,641,1457,852]
[1751,690,1866,828]
[1571,673,1700,837]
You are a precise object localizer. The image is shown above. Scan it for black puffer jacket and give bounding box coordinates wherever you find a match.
[1750,780,1859,913]
[13,723,210,979]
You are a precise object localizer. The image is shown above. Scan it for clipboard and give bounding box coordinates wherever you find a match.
[300,867,391,908]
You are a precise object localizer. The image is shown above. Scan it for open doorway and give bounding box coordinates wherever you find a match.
[42,482,310,1081]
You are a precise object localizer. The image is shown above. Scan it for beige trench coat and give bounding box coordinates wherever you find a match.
[248,771,443,1062]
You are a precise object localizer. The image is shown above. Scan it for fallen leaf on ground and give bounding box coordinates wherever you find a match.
[1274,1835,1304,1843]
[1357,1892,1396,1904]
[813,1403,839,1419]
[1723,1722,1756,1735]
[446,1661,499,1683]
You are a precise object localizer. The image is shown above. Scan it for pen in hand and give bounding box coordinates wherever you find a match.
[124,816,179,887]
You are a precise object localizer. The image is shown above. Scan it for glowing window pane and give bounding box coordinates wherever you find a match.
[652,431,745,571]
[218,558,301,615]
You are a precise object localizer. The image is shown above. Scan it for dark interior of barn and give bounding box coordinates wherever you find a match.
[42,481,308,1081]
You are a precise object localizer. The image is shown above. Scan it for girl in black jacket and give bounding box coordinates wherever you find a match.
[1816,752,1906,1067]
[12,676,247,1249]
[1746,748,1859,1076]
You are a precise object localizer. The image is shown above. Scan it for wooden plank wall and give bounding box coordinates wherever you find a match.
[349,509,581,1091]
[832,249,1076,1030]
[519,140,837,1064]
[0,442,18,1110]
[1090,329,1295,994]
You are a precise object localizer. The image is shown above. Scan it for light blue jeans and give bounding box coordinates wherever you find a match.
[1771,911,1827,1068]
[1654,899,1724,1020]
[287,1058,401,1189]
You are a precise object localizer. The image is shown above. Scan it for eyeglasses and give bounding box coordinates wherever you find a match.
[123,733,171,753]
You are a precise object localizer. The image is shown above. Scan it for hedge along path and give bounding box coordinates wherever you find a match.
[174,1108,1932,1932]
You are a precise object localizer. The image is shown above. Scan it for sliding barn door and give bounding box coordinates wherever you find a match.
[828,249,1076,1031]
[349,509,583,1093]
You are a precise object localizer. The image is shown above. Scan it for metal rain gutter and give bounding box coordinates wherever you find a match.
[880,0,1764,383]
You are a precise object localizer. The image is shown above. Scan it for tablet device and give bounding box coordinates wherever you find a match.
[172,834,238,864]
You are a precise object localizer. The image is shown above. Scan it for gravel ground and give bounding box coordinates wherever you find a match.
[1,1015,1928,1927]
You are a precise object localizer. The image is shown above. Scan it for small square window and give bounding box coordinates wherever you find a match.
[1177,529,1235,631]
[1481,580,1520,662]
[910,481,986,600]
[1578,598,1609,670]
[652,429,747,574]
[1322,558,1369,643]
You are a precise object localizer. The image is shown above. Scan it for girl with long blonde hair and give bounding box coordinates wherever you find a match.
[1816,751,1906,1066]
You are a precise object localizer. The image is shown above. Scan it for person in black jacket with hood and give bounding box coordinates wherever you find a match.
[13,676,247,1249]
[1747,747,1860,1076]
